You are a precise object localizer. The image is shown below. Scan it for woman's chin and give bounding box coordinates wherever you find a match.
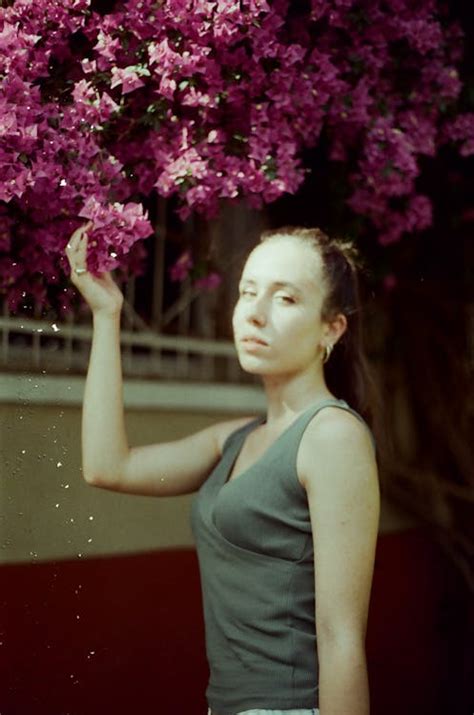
[237,354,283,376]
[237,354,268,374]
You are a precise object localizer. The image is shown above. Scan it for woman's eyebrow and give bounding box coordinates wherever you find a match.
[239,278,302,294]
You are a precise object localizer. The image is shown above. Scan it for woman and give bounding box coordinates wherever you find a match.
[66,224,380,715]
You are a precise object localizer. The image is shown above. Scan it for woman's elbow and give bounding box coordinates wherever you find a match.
[82,469,103,487]
[82,468,119,489]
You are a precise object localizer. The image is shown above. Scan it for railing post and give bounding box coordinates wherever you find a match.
[32,302,42,369]
[64,311,74,370]
[1,300,9,366]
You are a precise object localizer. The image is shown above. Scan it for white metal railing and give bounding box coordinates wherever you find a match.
[0,200,264,383]
[0,313,244,383]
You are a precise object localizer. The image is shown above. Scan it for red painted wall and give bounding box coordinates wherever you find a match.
[1,528,471,715]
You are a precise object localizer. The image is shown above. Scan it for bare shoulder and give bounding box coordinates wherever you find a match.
[300,407,380,643]
[297,406,377,489]
[212,415,260,456]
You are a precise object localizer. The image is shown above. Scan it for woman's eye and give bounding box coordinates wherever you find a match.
[240,289,256,297]
[275,294,295,304]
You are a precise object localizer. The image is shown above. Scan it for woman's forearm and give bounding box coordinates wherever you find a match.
[318,638,370,715]
[81,311,129,484]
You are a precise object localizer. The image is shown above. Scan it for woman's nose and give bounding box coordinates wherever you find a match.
[246,296,267,326]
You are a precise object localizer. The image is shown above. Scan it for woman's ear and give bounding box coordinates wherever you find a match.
[327,312,348,345]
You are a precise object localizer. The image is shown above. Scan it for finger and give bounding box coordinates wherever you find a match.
[66,241,89,276]
[66,233,82,253]
[67,221,93,249]
[76,233,89,259]
[66,237,82,256]
[68,225,86,245]
[69,230,90,259]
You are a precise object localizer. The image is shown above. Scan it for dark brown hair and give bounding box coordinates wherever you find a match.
[259,226,381,431]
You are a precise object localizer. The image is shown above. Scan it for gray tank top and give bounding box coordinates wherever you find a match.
[191,398,376,715]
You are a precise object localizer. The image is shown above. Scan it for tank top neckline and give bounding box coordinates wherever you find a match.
[224,396,348,485]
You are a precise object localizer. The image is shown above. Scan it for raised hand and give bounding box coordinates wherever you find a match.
[65,222,124,317]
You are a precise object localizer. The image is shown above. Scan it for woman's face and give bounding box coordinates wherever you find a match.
[232,236,329,377]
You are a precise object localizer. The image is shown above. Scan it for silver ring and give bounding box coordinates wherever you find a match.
[74,267,88,275]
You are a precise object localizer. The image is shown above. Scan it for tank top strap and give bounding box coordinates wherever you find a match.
[296,398,377,454]
[221,415,264,456]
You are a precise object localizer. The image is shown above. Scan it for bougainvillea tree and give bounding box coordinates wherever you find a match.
[0,0,473,314]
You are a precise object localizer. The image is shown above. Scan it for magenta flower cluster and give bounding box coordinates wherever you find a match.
[0,0,472,311]
[0,0,151,313]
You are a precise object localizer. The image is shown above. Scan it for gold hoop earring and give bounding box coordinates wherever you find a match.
[323,344,333,364]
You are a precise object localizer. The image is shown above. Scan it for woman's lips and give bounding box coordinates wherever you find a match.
[240,335,269,348]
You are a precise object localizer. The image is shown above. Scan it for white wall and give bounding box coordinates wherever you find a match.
[0,374,266,564]
[0,373,417,565]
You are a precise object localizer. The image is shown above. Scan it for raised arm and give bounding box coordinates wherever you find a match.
[66,223,254,497]
[297,407,380,715]
[84,307,252,494]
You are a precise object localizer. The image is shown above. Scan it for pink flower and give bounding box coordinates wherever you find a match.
[110,67,146,94]
[76,198,152,274]
[442,113,474,157]
[169,251,194,282]
[194,272,222,291]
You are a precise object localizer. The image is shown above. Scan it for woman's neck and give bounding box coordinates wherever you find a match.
[261,369,334,424]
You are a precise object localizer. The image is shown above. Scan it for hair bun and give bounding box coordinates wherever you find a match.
[330,237,362,272]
